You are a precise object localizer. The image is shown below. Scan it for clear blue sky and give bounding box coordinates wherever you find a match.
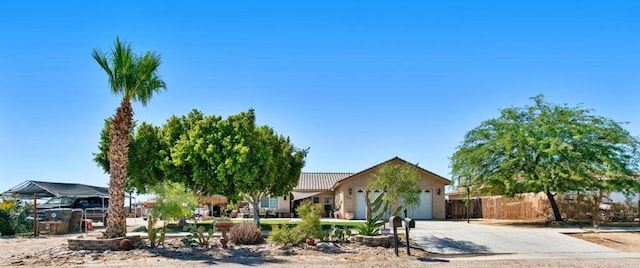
[1,1,638,200]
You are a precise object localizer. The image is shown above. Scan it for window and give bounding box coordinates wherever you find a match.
[323,196,333,212]
[313,197,320,204]
[260,196,279,208]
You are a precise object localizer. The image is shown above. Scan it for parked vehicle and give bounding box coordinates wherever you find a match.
[37,197,109,222]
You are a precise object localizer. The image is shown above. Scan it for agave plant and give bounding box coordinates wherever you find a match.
[356,191,402,236]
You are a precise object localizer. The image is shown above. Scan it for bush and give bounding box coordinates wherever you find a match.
[269,224,302,246]
[295,201,323,239]
[229,222,264,245]
[0,209,15,235]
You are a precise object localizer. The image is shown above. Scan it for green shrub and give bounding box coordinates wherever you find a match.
[295,201,323,239]
[229,222,264,245]
[355,218,382,236]
[182,222,215,246]
[269,224,302,246]
[327,225,352,242]
[0,209,15,235]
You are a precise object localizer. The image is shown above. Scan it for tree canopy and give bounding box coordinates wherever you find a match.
[450,95,640,221]
[368,162,421,217]
[95,108,308,225]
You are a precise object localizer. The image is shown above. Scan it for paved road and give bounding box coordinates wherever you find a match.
[409,220,640,260]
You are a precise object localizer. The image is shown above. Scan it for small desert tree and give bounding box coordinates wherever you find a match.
[367,162,421,219]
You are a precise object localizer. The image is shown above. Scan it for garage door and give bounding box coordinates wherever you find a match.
[355,189,383,220]
[410,189,433,219]
[355,190,366,220]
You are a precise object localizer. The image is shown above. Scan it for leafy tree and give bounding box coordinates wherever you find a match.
[172,109,307,226]
[451,95,640,221]
[95,108,307,228]
[92,37,166,238]
[368,162,421,218]
[241,124,308,227]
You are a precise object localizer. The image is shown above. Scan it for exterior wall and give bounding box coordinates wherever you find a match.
[335,159,448,219]
[277,195,291,212]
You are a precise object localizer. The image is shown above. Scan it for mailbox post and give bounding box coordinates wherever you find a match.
[389,216,403,256]
[402,209,415,256]
[404,217,415,255]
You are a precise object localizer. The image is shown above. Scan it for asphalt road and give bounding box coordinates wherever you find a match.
[409,220,640,260]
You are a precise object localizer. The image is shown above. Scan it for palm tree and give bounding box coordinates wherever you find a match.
[92,37,166,238]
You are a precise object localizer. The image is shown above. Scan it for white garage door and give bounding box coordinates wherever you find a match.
[355,189,383,220]
[410,189,433,219]
[355,189,366,220]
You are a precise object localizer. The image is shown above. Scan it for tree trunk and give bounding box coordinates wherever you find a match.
[365,190,371,221]
[251,199,261,228]
[105,100,134,238]
[546,190,562,222]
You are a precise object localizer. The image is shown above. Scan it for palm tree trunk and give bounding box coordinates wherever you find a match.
[105,100,134,238]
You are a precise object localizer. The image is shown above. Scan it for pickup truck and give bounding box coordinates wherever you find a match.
[37,196,109,222]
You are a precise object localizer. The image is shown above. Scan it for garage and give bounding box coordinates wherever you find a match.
[355,188,433,220]
[301,157,450,220]
[409,189,433,219]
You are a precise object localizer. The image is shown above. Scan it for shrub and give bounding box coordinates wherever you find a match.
[229,222,264,245]
[182,222,215,246]
[269,224,302,246]
[295,201,323,239]
[327,225,352,242]
[355,218,382,236]
[0,209,15,235]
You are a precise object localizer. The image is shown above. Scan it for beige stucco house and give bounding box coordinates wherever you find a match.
[260,157,450,220]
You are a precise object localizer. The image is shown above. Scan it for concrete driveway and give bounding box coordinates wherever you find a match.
[408,220,640,259]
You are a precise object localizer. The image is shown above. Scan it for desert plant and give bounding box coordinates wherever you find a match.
[146,210,160,247]
[229,222,264,245]
[295,201,323,239]
[269,224,302,246]
[327,225,352,242]
[355,218,381,236]
[355,193,393,236]
[182,222,215,246]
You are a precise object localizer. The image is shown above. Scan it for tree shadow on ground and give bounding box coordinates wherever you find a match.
[412,236,491,254]
[145,245,289,266]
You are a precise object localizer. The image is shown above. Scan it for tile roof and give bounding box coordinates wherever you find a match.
[294,172,354,191]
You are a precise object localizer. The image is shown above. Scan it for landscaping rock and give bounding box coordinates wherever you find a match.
[132,226,147,232]
[316,242,341,253]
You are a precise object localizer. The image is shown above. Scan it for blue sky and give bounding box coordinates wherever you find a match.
[1,1,639,200]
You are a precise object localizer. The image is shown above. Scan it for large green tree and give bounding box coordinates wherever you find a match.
[451,95,640,221]
[96,108,307,227]
[92,38,166,238]
[94,110,203,194]
[172,109,307,226]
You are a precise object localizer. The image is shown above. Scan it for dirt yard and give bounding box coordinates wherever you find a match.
[568,232,640,252]
[3,219,640,268]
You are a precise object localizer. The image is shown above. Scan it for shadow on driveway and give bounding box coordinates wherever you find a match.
[412,236,491,254]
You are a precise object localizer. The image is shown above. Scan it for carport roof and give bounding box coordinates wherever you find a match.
[2,180,110,199]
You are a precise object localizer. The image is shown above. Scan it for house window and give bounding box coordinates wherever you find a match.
[260,196,279,208]
[323,196,333,212]
[313,197,320,204]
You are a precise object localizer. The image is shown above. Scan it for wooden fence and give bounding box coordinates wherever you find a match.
[446,199,483,219]
[447,192,638,223]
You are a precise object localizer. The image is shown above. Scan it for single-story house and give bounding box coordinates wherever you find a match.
[259,157,450,220]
